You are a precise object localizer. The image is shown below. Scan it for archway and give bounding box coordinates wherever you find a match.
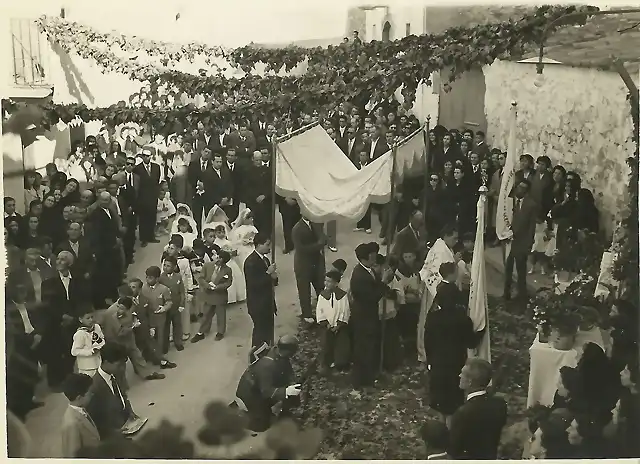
[382,21,391,42]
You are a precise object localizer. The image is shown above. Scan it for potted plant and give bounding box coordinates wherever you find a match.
[552,229,606,285]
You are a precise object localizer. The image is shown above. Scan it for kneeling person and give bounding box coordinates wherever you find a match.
[234,335,301,432]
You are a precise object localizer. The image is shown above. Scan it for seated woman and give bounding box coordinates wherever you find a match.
[211,224,246,304]
[229,208,259,269]
[566,413,614,458]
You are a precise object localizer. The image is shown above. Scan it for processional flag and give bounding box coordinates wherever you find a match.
[468,189,491,362]
[495,102,519,258]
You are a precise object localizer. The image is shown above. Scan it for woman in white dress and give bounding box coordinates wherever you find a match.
[209,223,246,304]
[171,203,198,249]
[229,208,259,270]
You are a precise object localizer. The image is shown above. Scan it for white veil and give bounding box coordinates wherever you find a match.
[202,204,231,237]
[171,203,198,235]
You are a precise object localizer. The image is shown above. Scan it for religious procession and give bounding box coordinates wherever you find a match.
[3,2,638,460]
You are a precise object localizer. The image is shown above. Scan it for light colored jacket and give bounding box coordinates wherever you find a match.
[71,324,105,371]
[60,405,100,457]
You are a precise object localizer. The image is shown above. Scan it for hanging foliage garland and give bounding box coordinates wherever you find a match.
[21,5,599,131]
[36,16,230,67]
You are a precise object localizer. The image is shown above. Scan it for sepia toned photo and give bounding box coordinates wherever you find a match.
[2,0,638,459]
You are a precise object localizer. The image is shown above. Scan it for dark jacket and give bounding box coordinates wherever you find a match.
[449,392,508,459]
[236,347,294,408]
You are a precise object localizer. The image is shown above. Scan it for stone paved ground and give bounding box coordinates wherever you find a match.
[22,212,548,457]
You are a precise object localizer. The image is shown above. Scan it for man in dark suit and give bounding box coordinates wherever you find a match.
[473,131,491,160]
[440,133,461,167]
[529,155,554,217]
[292,216,326,324]
[88,192,122,308]
[366,126,390,161]
[86,344,143,439]
[133,148,161,246]
[41,251,89,389]
[120,156,141,261]
[345,126,361,164]
[194,121,217,154]
[222,148,242,222]
[187,147,217,232]
[56,222,95,280]
[235,121,257,164]
[335,114,349,153]
[277,194,301,254]
[251,118,269,150]
[209,153,234,215]
[350,242,394,390]
[244,152,272,235]
[449,358,507,459]
[244,233,278,348]
[504,179,539,301]
[391,210,427,262]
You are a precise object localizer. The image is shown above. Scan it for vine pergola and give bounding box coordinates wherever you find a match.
[2,4,637,305]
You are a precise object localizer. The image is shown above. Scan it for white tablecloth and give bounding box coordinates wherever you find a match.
[527,327,605,407]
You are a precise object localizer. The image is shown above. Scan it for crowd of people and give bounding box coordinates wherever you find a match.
[4,98,637,459]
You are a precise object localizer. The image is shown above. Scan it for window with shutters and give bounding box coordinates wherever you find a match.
[10,18,48,87]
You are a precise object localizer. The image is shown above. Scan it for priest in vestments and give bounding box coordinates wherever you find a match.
[417,224,458,363]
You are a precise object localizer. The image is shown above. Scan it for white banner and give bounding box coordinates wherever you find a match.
[495,103,519,254]
[468,192,491,362]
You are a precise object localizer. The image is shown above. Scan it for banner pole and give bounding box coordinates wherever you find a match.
[379,142,399,374]
[275,120,320,144]
[422,115,431,219]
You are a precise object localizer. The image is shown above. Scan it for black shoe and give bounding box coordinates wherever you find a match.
[150,238,160,243]
[141,242,148,247]
[160,361,177,369]
[145,372,166,380]
[175,345,185,351]
[283,248,292,254]
[215,333,224,341]
[191,333,205,343]
[197,312,204,318]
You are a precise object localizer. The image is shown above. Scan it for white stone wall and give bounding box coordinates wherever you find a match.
[484,59,636,235]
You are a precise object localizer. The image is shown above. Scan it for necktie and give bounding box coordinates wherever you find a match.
[128,173,133,188]
[202,161,206,171]
[110,375,126,409]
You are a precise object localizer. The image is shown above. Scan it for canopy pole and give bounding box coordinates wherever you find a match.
[270,135,278,265]
[275,120,320,144]
[422,115,431,219]
[379,142,399,374]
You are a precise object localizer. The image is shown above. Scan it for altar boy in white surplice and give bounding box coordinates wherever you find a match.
[316,270,351,374]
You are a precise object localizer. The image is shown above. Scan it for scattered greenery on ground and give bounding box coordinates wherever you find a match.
[292,295,536,460]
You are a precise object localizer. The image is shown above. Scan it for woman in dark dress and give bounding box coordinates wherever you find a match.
[59,178,81,208]
[447,165,474,237]
[38,194,66,249]
[423,173,448,242]
[18,214,41,250]
[424,262,477,423]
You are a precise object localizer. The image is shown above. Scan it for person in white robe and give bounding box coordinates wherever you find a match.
[210,223,246,304]
[416,226,458,363]
[229,208,259,269]
[168,203,198,250]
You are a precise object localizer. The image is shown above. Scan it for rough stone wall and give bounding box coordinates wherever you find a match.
[484,60,635,236]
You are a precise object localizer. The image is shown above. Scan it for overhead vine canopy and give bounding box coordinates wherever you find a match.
[18,5,598,130]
